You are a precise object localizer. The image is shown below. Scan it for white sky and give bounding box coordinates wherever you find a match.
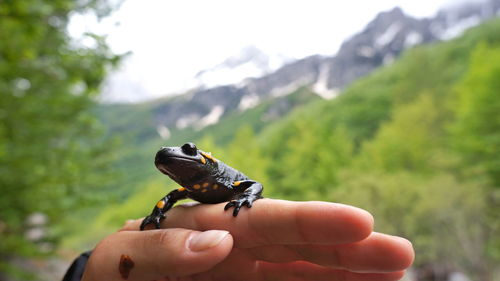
[69,0,464,102]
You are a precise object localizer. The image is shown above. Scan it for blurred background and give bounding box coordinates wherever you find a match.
[1,0,499,280]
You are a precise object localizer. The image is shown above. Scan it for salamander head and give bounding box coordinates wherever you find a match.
[154,142,218,185]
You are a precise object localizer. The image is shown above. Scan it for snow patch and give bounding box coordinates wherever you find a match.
[438,16,481,40]
[156,125,171,140]
[194,46,291,90]
[176,114,201,130]
[404,32,423,48]
[313,64,338,99]
[375,23,401,48]
[195,105,225,130]
[196,62,265,88]
[238,93,260,111]
[270,76,315,98]
[383,53,395,65]
[314,86,339,100]
[357,46,375,57]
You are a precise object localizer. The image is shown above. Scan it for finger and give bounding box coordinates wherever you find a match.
[120,219,141,231]
[207,254,406,281]
[245,232,414,272]
[258,261,406,281]
[82,228,233,281]
[124,199,374,247]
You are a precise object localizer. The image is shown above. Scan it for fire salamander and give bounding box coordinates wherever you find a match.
[140,142,263,230]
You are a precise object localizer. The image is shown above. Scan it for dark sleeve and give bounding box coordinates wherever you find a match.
[62,251,92,281]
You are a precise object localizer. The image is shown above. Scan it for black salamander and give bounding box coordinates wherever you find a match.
[140,142,263,230]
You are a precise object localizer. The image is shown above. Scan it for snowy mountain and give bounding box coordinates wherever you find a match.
[194,46,291,88]
[144,0,500,137]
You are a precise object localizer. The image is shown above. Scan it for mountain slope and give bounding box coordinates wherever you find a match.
[101,0,500,144]
[97,86,320,200]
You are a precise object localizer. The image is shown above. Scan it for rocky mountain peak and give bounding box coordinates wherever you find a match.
[322,6,437,92]
[368,7,406,29]
[151,0,499,138]
[431,0,500,39]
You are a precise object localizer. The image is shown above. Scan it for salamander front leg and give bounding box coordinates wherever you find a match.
[225,181,263,217]
[140,188,188,230]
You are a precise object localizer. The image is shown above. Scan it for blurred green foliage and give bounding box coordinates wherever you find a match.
[452,43,500,187]
[0,0,120,277]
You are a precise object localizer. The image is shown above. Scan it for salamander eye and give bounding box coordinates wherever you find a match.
[181,142,197,156]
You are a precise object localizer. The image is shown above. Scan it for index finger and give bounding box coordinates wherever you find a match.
[124,199,374,248]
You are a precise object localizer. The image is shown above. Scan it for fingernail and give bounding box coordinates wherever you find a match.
[400,237,413,247]
[392,235,413,248]
[188,230,229,252]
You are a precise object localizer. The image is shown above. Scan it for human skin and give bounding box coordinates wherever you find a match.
[82,199,414,281]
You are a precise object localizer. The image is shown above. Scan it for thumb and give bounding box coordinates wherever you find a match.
[83,228,233,281]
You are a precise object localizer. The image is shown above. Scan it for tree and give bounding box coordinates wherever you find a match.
[333,171,492,281]
[450,42,500,280]
[0,0,119,277]
[452,43,500,187]
[224,126,273,194]
[269,118,353,200]
[359,93,444,174]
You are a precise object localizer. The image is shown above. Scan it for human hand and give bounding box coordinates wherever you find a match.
[82,199,414,281]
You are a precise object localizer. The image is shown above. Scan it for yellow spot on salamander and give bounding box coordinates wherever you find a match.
[201,152,217,163]
[233,181,241,186]
[193,184,201,189]
[200,157,206,164]
[201,188,207,193]
[156,200,165,209]
[202,182,209,188]
[213,184,219,190]
[178,187,186,192]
